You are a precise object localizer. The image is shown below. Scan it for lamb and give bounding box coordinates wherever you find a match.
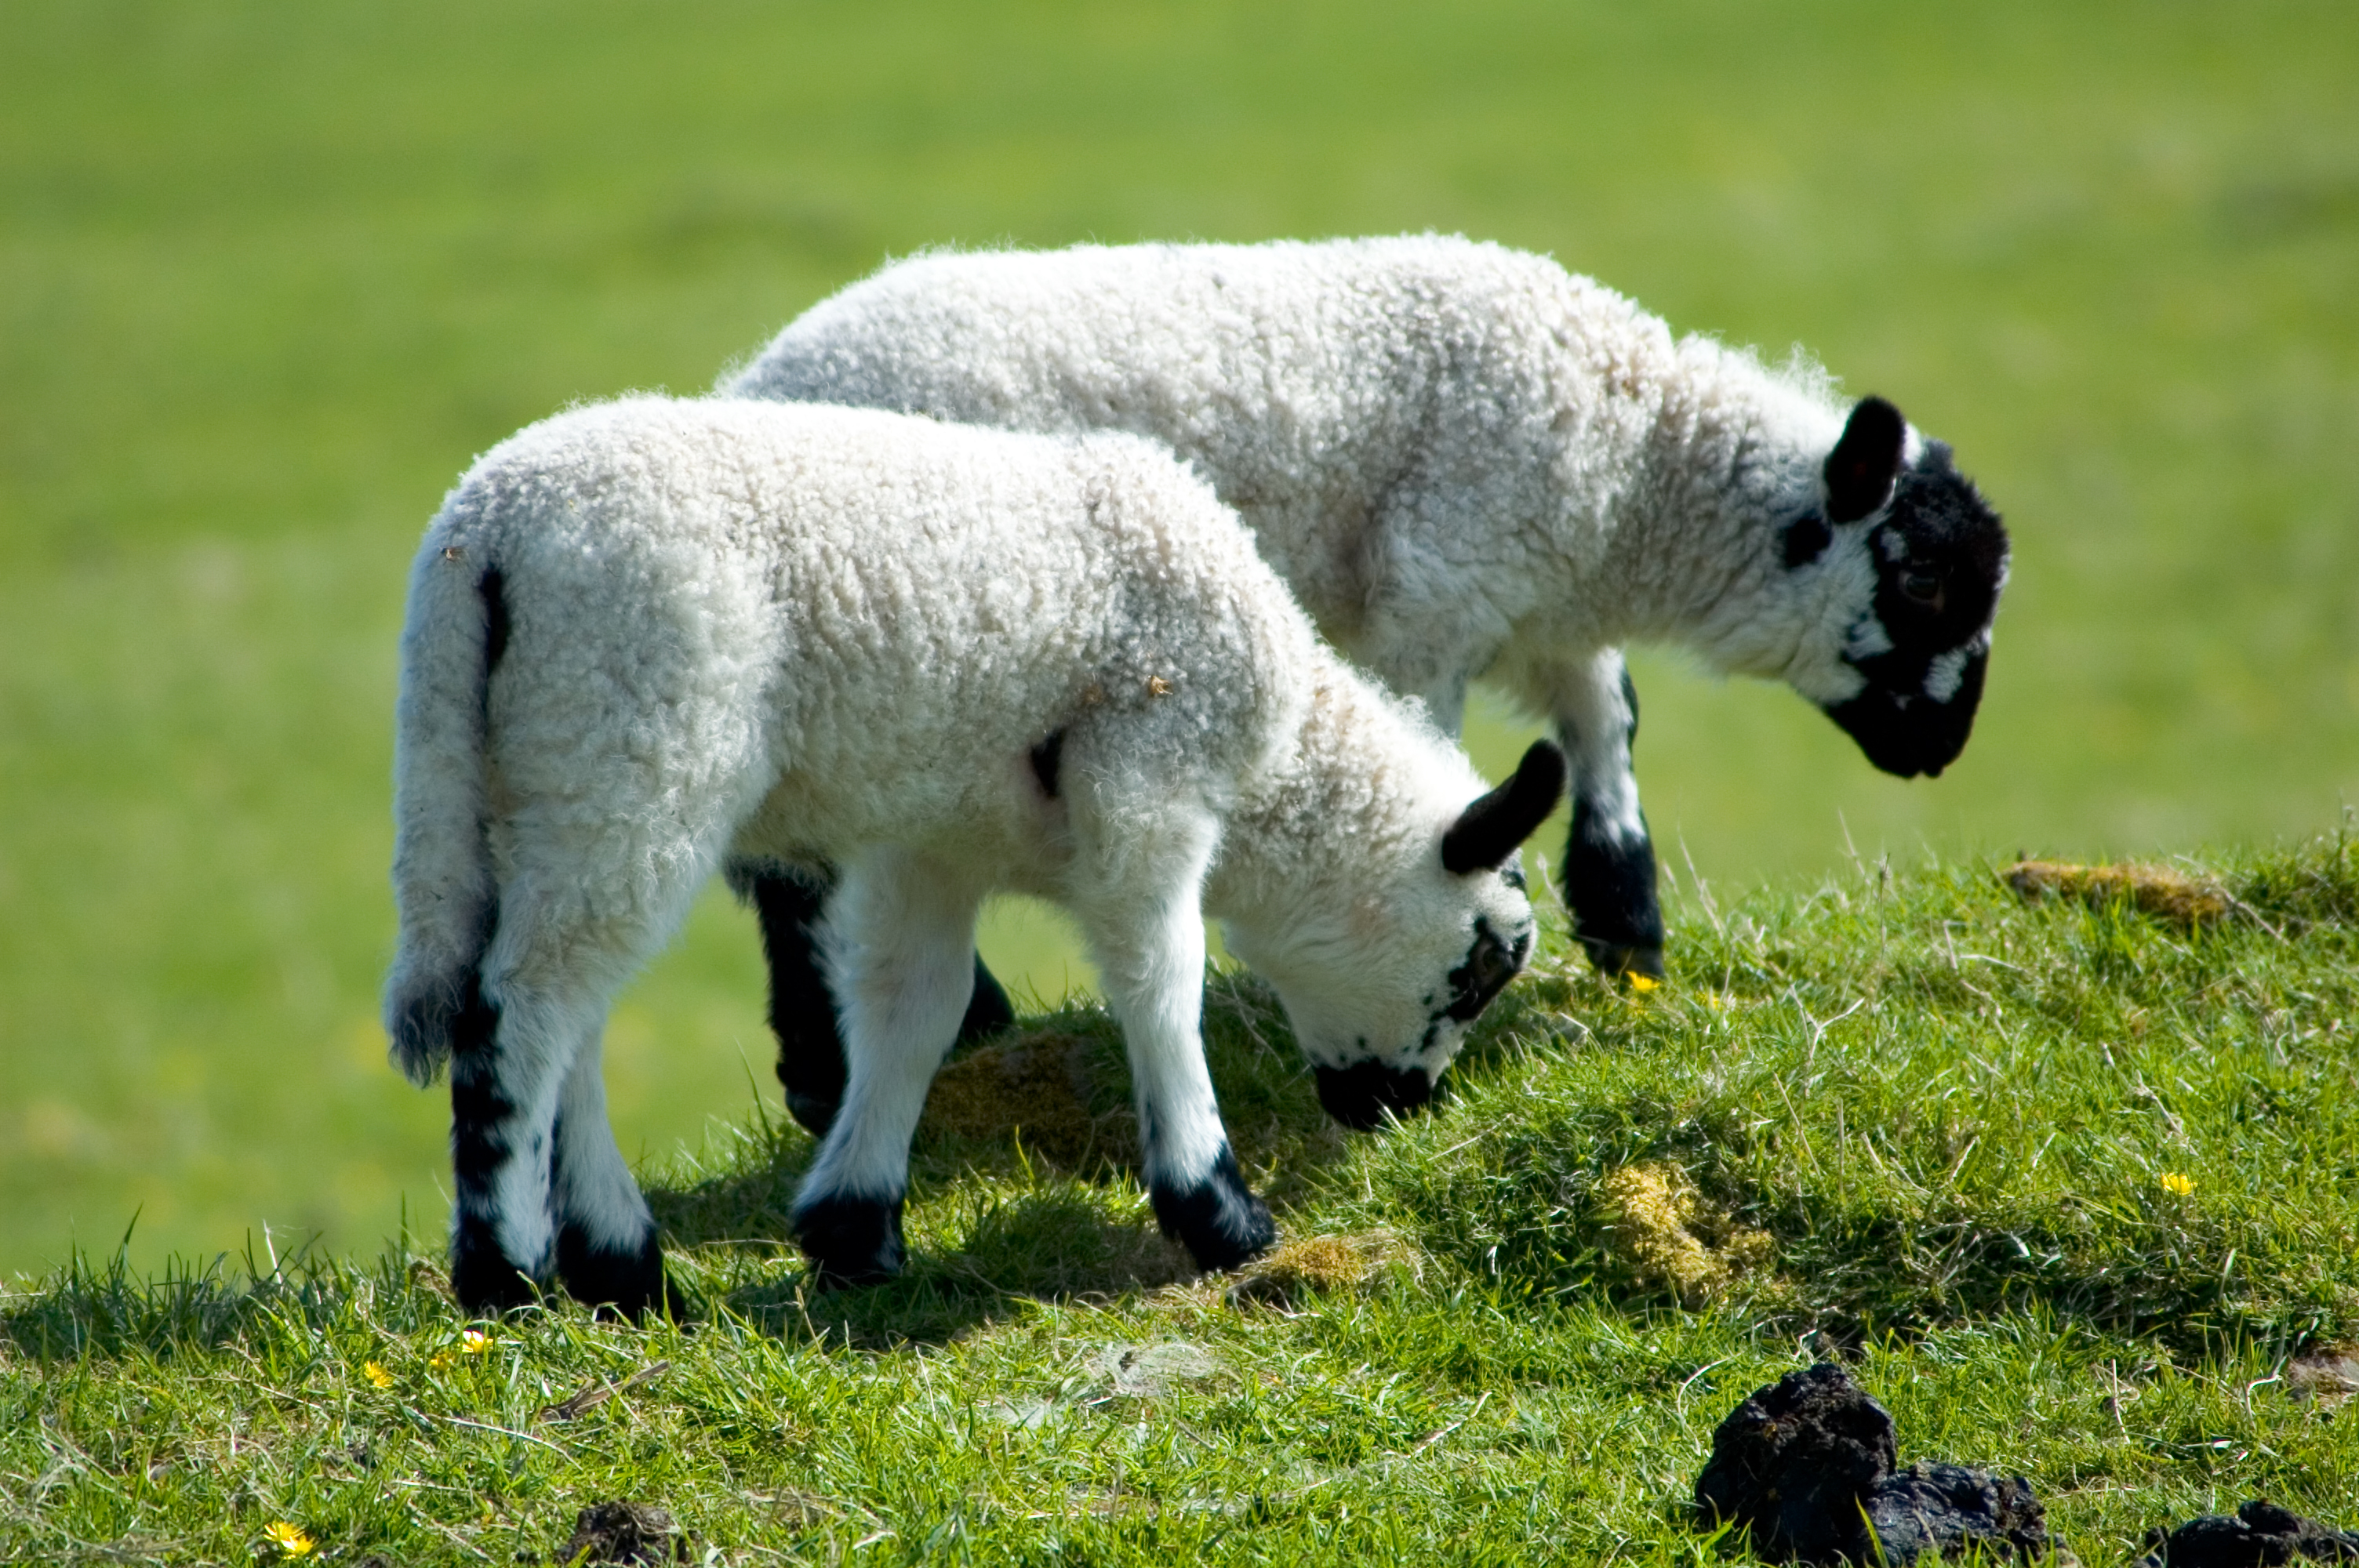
[383,395,1560,1315]
[724,234,2009,1132]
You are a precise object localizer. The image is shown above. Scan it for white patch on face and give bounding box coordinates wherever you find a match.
[1923,647,1970,704]
[1845,612,1893,660]
[1767,523,1877,706]
[1877,529,1910,563]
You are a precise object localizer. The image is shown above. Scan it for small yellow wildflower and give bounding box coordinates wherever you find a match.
[362,1361,394,1388]
[263,1521,316,1557]
[1627,973,1659,993]
[460,1329,493,1354]
[2161,1171,2196,1196]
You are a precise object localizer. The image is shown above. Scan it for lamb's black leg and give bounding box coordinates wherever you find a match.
[747,870,849,1136]
[1558,655,1666,979]
[445,982,547,1315]
[747,866,1015,1138]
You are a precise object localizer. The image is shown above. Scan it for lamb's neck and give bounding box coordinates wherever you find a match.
[1553,318,1844,674]
[1202,676,1419,931]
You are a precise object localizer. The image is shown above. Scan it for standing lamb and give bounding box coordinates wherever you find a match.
[384,396,1558,1315]
[725,234,2010,1133]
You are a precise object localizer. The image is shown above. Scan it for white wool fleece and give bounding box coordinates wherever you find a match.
[725,234,1868,719]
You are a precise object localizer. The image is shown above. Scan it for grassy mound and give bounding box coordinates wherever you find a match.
[5,837,2357,1563]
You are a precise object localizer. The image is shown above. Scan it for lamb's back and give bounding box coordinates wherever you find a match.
[444,398,1308,848]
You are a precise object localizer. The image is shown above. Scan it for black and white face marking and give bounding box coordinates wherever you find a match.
[1311,914,1533,1130]
[1794,397,2010,780]
[1245,743,1561,1134]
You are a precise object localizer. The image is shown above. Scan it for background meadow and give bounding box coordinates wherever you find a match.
[2,0,2354,1276]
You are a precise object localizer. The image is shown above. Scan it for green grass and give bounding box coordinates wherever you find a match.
[4,0,2357,1287]
[7,838,2358,1563]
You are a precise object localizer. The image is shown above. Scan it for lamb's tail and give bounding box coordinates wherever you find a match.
[381,528,510,1086]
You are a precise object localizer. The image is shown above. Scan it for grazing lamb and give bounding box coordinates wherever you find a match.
[384,396,1559,1314]
[724,234,2009,1131]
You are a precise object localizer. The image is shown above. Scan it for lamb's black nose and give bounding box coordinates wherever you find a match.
[1314,1062,1434,1131]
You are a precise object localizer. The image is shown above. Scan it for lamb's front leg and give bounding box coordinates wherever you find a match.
[789,851,985,1287]
[1080,812,1274,1272]
[741,862,1016,1138]
[1554,648,1665,978]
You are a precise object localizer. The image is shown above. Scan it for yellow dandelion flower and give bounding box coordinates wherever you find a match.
[1627,973,1660,993]
[2161,1171,2195,1196]
[362,1361,394,1388]
[264,1521,316,1556]
[460,1329,493,1354]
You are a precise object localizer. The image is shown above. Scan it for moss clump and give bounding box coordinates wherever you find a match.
[1226,1231,1416,1308]
[918,1033,1132,1170]
[2004,859,2230,926]
[1594,1162,1774,1306]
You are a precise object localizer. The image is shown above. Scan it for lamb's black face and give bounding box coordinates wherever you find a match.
[1794,399,2009,781]
[1315,1059,1434,1130]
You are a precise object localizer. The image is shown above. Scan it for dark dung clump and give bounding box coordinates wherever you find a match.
[556,1501,687,1566]
[2133,1501,2359,1568]
[1695,1363,2052,1566]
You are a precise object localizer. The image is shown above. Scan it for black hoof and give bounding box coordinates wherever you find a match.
[1581,940,1665,980]
[794,1192,906,1289]
[451,1219,543,1316]
[958,957,1017,1046]
[558,1224,682,1320]
[785,1090,841,1139]
[1150,1147,1277,1272]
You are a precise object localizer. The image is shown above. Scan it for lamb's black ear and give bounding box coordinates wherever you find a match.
[1442,741,1568,875]
[1825,396,1906,523]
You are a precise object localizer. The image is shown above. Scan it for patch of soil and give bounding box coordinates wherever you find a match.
[2288,1346,2359,1405]
[1695,1363,2053,1566]
[918,1033,1133,1169]
[555,1501,686,1566]
[2004,860,2229,926]
[2133,1501,2359,1568]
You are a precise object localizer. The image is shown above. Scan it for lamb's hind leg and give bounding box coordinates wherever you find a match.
[456,829,733,1316]
[550,1032,677,1316]
[790,850,986,1287]
[446,966,597,1315]
[741,862,1015,1138]
[1554,649,1665,978]
[1073,801,1273,1272]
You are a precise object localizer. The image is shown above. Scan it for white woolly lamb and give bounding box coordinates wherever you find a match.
[383,396,1560,1314]
[725,235,2009,1045]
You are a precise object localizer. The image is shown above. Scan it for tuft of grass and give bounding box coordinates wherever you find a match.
[8,839,2359,1562]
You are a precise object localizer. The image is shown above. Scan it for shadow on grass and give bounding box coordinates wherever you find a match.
[645,974,1394,1348]
[0,942,1693,1363]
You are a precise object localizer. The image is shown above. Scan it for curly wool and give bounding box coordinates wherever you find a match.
[726,234,1866,714]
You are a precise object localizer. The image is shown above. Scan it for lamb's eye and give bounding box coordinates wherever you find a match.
[1471,937,1514,992]
[1899,570,1942,605]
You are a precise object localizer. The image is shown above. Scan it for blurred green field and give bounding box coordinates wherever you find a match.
[2,0,2353,1278]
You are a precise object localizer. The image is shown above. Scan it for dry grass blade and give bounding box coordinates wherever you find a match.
[540,1359,672,1424]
